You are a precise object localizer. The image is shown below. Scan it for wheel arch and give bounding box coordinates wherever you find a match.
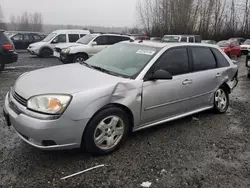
[221,82,231,94]
[39,46,53,55]
[73,52,89,59]
[80,103,134,148]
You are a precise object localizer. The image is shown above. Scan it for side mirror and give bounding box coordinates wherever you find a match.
[148,69,173,80]
[91,41,97,46]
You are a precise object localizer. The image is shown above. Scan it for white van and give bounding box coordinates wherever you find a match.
[27,29,90,57]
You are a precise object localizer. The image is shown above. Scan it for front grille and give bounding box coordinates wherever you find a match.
[13,92,27,107]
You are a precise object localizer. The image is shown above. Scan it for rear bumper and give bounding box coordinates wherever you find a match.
[3,51,18,64]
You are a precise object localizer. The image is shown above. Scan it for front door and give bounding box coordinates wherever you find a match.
[11,33,23,49]
[141,47,192,125]
[90,36,108,57]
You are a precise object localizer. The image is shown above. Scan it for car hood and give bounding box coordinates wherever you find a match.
[29,41,47,48]
[55,43,83,49]
[14,64,128,99]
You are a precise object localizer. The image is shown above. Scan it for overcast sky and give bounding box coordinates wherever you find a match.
[1,0,138,27]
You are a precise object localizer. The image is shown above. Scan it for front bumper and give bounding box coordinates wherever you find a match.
[3,92,89,150]
[27,48,39,55]
[59,53,75,64]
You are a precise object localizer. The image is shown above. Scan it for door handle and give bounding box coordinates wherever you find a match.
[182,79,192,85]
[216,73,222,77]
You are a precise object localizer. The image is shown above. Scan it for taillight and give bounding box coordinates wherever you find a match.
[3,44,14,51]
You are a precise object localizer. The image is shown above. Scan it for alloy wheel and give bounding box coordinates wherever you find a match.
[215,89,228,111]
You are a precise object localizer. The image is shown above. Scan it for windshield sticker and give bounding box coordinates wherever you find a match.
[136,50,155,56]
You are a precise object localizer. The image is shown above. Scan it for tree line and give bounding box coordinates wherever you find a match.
[0,5,43,32]
[136,0,250,41]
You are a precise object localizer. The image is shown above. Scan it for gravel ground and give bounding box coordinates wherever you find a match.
[0,53,250,188]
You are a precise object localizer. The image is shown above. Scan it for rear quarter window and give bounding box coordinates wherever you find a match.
[211,48,230,67]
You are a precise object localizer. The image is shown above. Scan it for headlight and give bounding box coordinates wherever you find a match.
[27,94,72,115]
[62,48,71,54]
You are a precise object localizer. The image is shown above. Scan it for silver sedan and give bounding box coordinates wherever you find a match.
[3,41,238,155]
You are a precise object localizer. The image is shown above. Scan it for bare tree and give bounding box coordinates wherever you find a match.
[30,12,43,32]
[0,5,7,30]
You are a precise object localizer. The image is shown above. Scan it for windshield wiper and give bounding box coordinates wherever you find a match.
[79,61,93,68]
[91,65,122,77]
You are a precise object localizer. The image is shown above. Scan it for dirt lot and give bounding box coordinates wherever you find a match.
[0,53,250,188]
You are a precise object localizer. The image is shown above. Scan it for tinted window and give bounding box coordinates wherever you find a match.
[181,37,187,42]
[189,37,194,42]
[56,34,66,43]
[23,34,30,40]
[154,48,189,76]
[12,34,22,41]
[80,34,86,38]
[33,34,41,40]
[191,47,216,71]
[195,36,201,43]
[106,36,118,45]
[0,32,13,44]
[94,36,108,45]
[212,48,229,67]
[68,34,80,42]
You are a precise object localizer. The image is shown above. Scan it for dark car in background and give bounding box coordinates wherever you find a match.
[0,30,18,72]
[5,31,43,50]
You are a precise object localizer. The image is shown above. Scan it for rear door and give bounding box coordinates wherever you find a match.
[23,33,32,49]
[11,33,23,49]
[185,47,219,112]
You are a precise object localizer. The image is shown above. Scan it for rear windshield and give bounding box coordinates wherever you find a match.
[1,32,13,45]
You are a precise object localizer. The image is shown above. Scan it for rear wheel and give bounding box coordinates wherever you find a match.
[39,48,53,58]
[214,86,229,113]
[83,107,130,155]
[73,54,88,63]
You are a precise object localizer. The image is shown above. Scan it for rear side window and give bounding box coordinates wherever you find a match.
[68,34,80,42]
[191,47,216,71]
[23,34,30,40]
[189,37,194,42]
[33,34,41,40]
[181,37,187,42]
[154,47,189,76]
[195,36,201,43]
[212,48,230,67]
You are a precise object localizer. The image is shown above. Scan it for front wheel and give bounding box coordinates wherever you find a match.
[73,54,88,63]
[214,87,229,113]
[83,107,130,155]
[39,48,53,58]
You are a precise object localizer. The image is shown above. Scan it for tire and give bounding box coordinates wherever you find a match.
[213,86,229,113]
[73,54,88,63]
[83,107,130,155]
[0,55,5,72]
[39,48,53,58]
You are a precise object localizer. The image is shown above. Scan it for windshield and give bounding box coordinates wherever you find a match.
[77,34,97,44]
[217,41,230,47]
[85,43,159,78]
[162,36,180,42]
[43,33,57,42]
[244,39,250,45]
